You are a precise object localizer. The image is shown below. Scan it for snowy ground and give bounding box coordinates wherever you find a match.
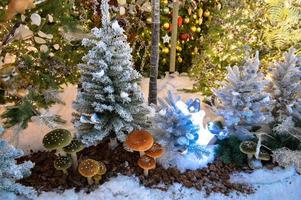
[36,167,301,200]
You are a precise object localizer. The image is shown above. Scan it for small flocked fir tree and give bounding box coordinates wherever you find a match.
[270,48,301,141]
[213,52,274,140]
[0,136,36,199]
[73,0,150,146]
[155,91,209,158]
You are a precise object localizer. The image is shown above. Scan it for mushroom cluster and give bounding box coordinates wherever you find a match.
[240,141,270,169]
[78,159,107,185]
[125,130,164,176]
[43,129,84,173]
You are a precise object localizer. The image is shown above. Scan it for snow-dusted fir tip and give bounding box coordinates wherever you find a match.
[0,139,36,199]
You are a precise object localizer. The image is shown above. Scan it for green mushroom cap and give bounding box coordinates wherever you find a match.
[239,141,257,155]
[63,139,84,153]
[54,156,72,171]
[43,129,72,150]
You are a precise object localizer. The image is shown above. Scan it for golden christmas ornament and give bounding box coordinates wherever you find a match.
[117,0,126,6]
[146,17,152,24]
[198,8,203,18]
[163,22,170,29]
[163,7,170,14]
[162,0,168,6]
[193,14,197,19]
[176,46,182,51]
[198,18,203,25]
[177,57,183,63]
[203,10,210,17]
[162,47,169,54]
[190,26,197,32]
[196,27,201,32]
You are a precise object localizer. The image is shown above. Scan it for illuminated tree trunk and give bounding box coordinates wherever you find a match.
[169,0,180,73]
[148,0,160,105]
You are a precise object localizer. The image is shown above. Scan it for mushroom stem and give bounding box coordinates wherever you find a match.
[247,154,253,160]
[56,148,66,156]
[87,177,94,185]
[62,169,68,174]
[139,151,145,157]
[109,137,118,149]
[255,137,262,159]
[70,152,78,171]
[143,169,149,176]
[94,175,102,184]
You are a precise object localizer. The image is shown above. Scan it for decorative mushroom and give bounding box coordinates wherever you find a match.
[145,143,164,161]
[78,159,100,185]
[54,156,72,174]
[258,149,270,161]
[125,130,154,156]
[43,129,72,156]
[239,141,257,160]
[240,141,266,169]
[93,161,107,184]
[137,155,156,176]
[63,139,84,171]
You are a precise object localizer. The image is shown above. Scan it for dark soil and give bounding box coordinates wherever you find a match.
[18,140,253,196]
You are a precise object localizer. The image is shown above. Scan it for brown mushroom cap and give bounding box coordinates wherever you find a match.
[145,143,164,158]
[125,130,154,152]
[138,155,156,170]
[78,159,100,178]
[98,161,107,175]
[239,141,257,155]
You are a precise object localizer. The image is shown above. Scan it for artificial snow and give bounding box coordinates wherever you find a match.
[158,145,216,173]
[35,166,301,200]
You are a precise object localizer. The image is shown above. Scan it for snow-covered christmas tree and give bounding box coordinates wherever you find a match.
[73,0,150,146]
[213,52,274,140]
[271,48,301,141]
[0,138,36,199]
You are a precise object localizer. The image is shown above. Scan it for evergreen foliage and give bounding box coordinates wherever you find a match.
[213,52,274,140]
[155,91,210,158]
[73,0,150,146]
[0,0,87,129]
[215,135,247,167]
[0,139,36,199]
[191,0,301,96]
[270,48,301,141]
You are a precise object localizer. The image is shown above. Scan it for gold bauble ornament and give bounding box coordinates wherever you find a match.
[196,27,201,32]
[177,57,183,63]
[162,0,168,6]
[163,7,170,14]
[162,47,169,54]
[198,8,203,18]
[190,26,197,32]
[192,14,197,19]
[184,18,190,24]
[146,17,152,24]
[198,18,203,25]
[162,58,167,63]
[163,22,170,29]
[176,46,182,51]
[195,19,199,24]
[203,10,210,17]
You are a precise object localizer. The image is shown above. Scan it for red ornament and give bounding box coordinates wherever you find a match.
[179,33,191,41]
[177,16,183,27]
